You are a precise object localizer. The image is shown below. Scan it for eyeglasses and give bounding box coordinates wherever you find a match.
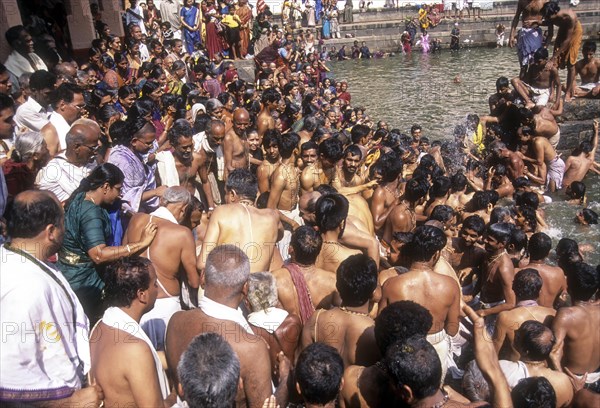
[80,143,99,152]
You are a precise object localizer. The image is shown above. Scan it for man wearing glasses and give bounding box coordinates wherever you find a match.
[36,119,100,203]
[40,83,86,156]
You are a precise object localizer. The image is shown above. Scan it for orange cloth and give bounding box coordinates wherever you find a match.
[557,20,582,68]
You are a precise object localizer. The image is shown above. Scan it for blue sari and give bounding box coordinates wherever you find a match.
[181,6,201,55]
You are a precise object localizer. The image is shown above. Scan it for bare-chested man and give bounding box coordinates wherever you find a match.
[490,141,526,181]
[272,227,337,324]
[518,99,564,148]
[299,140,318,170]
[488,76,517,116]
[156,119,203,194]
[196,119,226,209]
[382,176,429,245]
[257,88,280,137]
[541,1,581,102]
[446,172,475,209]
[267,132,300,218]
[90,258,171,407]
[550,262,600,389]
[379,225,460,380]
[167,245,290,408]
[512,47,560,109]
[299,191,380,264]
[301,254,380,367]
[563,119,599,188]
[517,232,567,308]
[124,187,200,350]
[509,0,548,73]
[574,41,600,98]
[223,108,250,181]
[198,169,284,273]
[370,152,403,233]
[297,116,318,147]
[476,223,516,332]
[340,301,431,408]
[519,124,565,191]
[257,130,281,193]
[493,269,556,361]
[314,193,362,273]
[450,215,487,287]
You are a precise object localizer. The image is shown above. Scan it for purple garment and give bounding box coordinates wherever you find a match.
[107,145,159,213]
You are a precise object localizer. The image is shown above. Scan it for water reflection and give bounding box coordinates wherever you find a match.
[330,47,599,264]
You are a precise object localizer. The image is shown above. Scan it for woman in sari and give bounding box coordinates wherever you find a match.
[59,163,158,321]
[321,7,331,39]
[235,0,252,58]
[180,0,202,55]
[203,0,224,60]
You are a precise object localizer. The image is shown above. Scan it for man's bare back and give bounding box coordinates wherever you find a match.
[517,263,567,308]
[316,241,361,273]
[198,203,283,272]
[272,264,337,314]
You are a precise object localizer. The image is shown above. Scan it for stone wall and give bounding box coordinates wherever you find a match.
[556,99,600,153]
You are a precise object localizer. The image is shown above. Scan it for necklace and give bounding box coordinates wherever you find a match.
[238,199,255,207]
[487,250,507,265]
[384,182,400,199]
[339,306,370,317]
[323,240,340,245]
[86,194,97,205]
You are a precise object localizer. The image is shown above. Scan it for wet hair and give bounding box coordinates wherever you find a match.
[518,205,538,230]
[226,169,258,201]
[247,272,278,311]
[470,190,500,211]
[410,124,422,134]
[315,184,338,195]
[380,152,403,182]
[301,140,318,153]
[566,262,598,301]
[496,76,509,91]
[462,215,486,235]
[512,377,556,408]
[375,301,433,354]
[290,226,323,265]
[515,321,555,361]
[318,137,344,161]
[429,176,451,198]
[513,268,543,301]
[541,1,560,18]
[344,144,363,160]
[65,163,124,210]
[277,132,300,159]
[556,238,583,271]
[405,225,447,263]
[404,177,430,203]
[429,205,454,224]
[451,172,468,191]
[262,129,279,149]
[582,40,597,54]
[567,181,586,200]
[516,191,540,210]
[490,206,514,225]
[296,343,344,405]
[104,257,153,307]
[486,222,512,245]
[351,124,371,144]
[29,70,57,91]
[336,254,378,306]
[315,193,349,233]
[168,119,193,146]
[528,232,552,261]
[508,227,529,254]
[177,333,240,408]
[581,208,598,224]
[6,191,63,239]
[513,176,531,189]
[385,336,442,400]
[462,361,491,402]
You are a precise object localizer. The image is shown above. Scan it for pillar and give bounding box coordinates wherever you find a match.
[0,0,23,61]
[65,0,98,51]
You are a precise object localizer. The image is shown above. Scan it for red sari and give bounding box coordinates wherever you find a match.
[235,5,252,57]
[202,4,224,60]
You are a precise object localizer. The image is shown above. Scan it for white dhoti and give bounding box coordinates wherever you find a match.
[523,83,550,106]
[548,128,561,149]
[276,206,303,261]
[140,296,182,351]
[427,329,451,382]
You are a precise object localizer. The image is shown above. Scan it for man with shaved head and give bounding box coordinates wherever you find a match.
[36,118,100,202]
[223,108,251,181]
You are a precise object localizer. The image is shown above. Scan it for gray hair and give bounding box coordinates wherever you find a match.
[204,245,250,290]
[206,98,223,113]
[13,131,45,163]
[161,186,192,206]
[177,333,240,408]
[72,118,100,130]
[247,272,278,312]
[462,360,490,402]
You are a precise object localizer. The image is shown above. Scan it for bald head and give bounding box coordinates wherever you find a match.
[66,122,100,165]
[54,62,78,81]
[233,108,250,137]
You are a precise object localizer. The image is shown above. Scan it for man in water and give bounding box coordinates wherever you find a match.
[519,124,565,192]
[563,119,599,187]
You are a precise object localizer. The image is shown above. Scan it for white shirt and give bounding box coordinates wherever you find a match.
[4,50,48,91]
[14,96,49,134]
[49,112,70,151]
[139,42,150,62]
[36,153,95,202]
[0,245,90,402]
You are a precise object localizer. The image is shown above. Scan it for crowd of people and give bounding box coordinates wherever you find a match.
[0,0,599,406]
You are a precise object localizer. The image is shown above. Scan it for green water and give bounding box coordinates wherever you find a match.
[330,46,600,265]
